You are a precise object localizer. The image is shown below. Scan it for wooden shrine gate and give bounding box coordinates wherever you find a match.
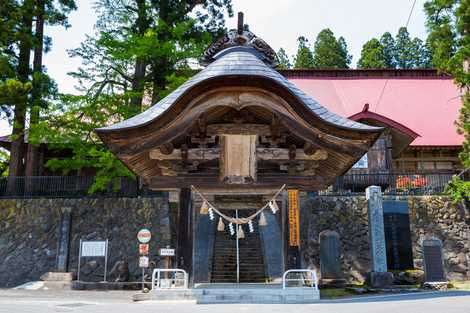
[96,13,383,285]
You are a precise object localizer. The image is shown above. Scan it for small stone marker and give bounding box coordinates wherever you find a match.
[319,230,342,280]
[423,239,446,282]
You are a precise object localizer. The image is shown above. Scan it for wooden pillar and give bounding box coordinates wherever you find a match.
[176,188,193,276]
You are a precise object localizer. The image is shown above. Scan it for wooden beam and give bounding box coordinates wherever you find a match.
[150,148,220,160]
[256,148,328,161]
[149,174,326,190]
[206,124,271,136]
[150,147,328,161]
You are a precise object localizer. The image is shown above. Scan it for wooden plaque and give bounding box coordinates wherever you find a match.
[288,189,300,247]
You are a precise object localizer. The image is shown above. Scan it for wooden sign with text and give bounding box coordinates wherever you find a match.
[288,189,300,247]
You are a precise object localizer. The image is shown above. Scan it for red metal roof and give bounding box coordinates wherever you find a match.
[284,70,463,146]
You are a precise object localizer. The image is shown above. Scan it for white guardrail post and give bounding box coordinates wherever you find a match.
[282,269,318,291]
[151,268,188,290]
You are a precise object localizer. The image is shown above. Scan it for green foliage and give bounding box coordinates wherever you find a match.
[293,36,314,68]
[445,175,470,203]
[36,93,135,192]
[425,0,470,203]
[0,149,9,176]
[359,28,432,69]
[357,38,389,69]
[39,0,232,192]
[380,32,397,68]
[312,29,351,68]
[276,47,291,69]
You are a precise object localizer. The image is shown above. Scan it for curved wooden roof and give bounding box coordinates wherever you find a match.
[96,43,383,189]
[98,48,379,134]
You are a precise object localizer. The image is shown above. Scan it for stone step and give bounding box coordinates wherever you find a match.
[40,272,74,282]
[197,288,320,304]
[133,287,320,304]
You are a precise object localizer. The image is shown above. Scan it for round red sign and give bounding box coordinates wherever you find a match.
[137,228,151,243]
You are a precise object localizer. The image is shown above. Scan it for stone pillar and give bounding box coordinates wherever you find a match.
[366,186,393,287]
[56,207,72,272]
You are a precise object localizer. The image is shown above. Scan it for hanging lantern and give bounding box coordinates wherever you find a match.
[217,217,225,232]
[237,225,245,239]
[200,201,209,215]
[269,200,279,214]
[259,211,267,226]
[248,220,254,233]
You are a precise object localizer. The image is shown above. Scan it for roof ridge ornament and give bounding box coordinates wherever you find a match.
[201,12,277,67]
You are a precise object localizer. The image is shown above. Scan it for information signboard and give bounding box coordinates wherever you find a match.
[160,248,175,256]
[139,256,149,268]
[81,241,107,257]
[139,244,149,255]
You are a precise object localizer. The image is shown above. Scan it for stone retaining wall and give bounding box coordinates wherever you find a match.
[300,195,470,283]
[0,194,468,287]
[0,197,172,287]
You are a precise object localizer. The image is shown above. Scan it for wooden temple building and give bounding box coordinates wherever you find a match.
[95,16,386,284]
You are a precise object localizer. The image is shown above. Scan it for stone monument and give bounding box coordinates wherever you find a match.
[423,238,446,283]
[319,230,345,286]
[366,186,393,288]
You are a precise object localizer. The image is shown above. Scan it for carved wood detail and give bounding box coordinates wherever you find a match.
[149,147,328,161]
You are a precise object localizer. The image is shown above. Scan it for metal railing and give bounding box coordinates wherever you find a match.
[282,269,318,290]
[0,172,464,198]
[0,176,162,198]
[151,269,188,290]
[319,172,462,196]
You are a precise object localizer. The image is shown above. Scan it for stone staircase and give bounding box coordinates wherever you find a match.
[211,211,267,283]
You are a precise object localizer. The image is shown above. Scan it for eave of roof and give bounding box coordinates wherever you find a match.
[96,48,380,134]
[279,68,453,79]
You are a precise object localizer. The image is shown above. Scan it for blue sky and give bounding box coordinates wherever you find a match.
[0,0,429,135]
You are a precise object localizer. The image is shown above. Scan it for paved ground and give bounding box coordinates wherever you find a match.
[0,289,469,313]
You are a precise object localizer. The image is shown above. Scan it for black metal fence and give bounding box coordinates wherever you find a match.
[0,176,162,198]
[320,172,460,196]
[0,173,463,199]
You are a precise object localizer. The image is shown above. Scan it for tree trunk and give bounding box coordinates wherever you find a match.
[151,0,170,104]
[8,0,34,181]
[128,0,149,115]
[129,57,147,114]
[25,0,45,177]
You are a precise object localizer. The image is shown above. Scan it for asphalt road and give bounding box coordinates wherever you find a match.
[0,289,469,313]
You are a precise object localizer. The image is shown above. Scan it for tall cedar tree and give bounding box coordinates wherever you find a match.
[26,0,77,176]
[425,0,470,204]
[293,36,314,68]
[380,32,396,68]
[39,0,233,191]
[359,28,432,69]
[276,48,291,69]
[7,0,34,180]
[312,29,351,68]
[357,38,389,69]
[0,0,76,181]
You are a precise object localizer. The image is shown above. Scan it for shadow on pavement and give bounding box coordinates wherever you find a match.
[320,290,470,304]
